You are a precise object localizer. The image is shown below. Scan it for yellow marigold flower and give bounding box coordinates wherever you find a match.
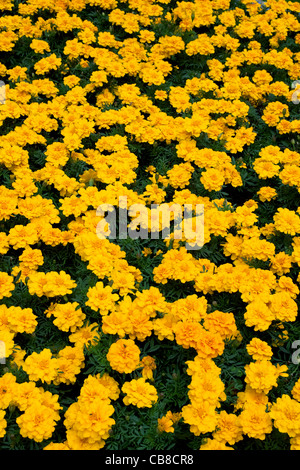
[107,338,141,374]
[8,223,39,249]
[122,378,158,408]
[182,402,218,436]
[157,414,174,433]
[152,312,178,341]
[6,306,37,335]
[244,297,275,331]
[244,359,287,394]
[270,395,300,437]
[270,252,293,276]
[53,345,85,385]
[246,338,273,361]
[203,310,237,341]
[268,291,298,322]
[86,281,119,315]
[81,373,119,404]
[10,381,41,412]
[42,271,77,297]
[34,53,62,75]
[140,355,156,380]
[16,402,61,442]
[30,39,50,54]
[196,328,224,359]
[257,186,277,202]
[276,275,299,299]
[134,286,167,318]
[253,158,280,179]
[23,348,58,384]
[167,162,194,189]
[50,302,86,333]
[7,65,27,82]
[188,372,226,408]
[174,321,205,351]
[239,403,272,440]
[78,375,111,406]
[154,90,168,100]
[273,207,300,236]
[64,397,115,445]
[212,411,243,445]
[18,247,44,269]
[69,322,101,348]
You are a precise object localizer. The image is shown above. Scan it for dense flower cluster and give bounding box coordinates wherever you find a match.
[1,0,300,451]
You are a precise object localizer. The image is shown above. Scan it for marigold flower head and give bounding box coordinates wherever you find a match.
[246,338,273,361]
[16,402,60,442]
[270,395,300,437]
[239,403,272,440]
[23,348,58,384]
[122,378,158,408]
[244,359,287,394]
[106,338,141,374]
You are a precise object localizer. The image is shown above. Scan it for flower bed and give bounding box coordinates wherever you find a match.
[0,0,300,451]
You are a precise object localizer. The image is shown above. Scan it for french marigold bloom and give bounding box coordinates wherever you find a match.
[246,338,273,361]
[107,338,141,374]
[54,345,85,385]
[182,402,218,436]
[122,378,158,408]
[174,321,205,351]
[188,372,226,408]
[196,328,225,359]
[270,252,293,275]
[212,411,243,445]
[270,395,300,437]
[16,401,60,442]
[23,348,58,384]
[69,322,101,348]
[140,355,156,380]
[10,381,41,412]
[6,306,37,335]
[157,412,174,433]
[244,297,275,331]
[273,208,300,236]
[51,302,86,332]
[257,186,277,202]
[244,359,288,394]
[203,310,237,341]
[268,291,298,322]
[86,281,119,315]
[200,168,225,192]
[64,394,115,445]
[239,403,272,440]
